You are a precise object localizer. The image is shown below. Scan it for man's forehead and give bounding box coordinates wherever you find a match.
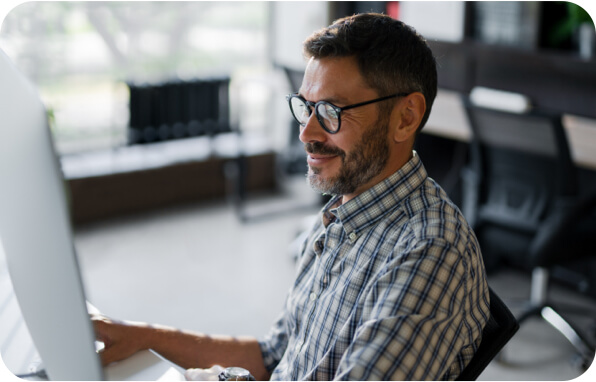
[299,56,373,104]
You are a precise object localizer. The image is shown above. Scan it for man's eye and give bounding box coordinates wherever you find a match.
[323,105,339,120]
[299,106,310,118]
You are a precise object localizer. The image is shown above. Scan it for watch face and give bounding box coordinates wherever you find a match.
[224,367,250,379]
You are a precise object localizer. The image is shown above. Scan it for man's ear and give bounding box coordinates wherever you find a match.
[391,92,426,143]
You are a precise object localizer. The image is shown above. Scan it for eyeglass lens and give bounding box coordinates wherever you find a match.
[289,96,340,132]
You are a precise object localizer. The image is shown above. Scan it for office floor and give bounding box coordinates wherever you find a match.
[71,176,596,381]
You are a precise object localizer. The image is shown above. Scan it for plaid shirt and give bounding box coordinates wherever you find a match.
[259,152,490,380]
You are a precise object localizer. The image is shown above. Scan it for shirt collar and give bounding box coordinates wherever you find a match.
[320,151,428,238]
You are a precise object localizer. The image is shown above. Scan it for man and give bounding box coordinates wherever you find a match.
[93,13,490,380]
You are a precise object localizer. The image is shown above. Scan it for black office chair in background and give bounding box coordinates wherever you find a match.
[279,65,309,175]
[456,287,519,381]
[461,89,596,370]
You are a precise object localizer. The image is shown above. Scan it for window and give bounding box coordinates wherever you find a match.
[0,1,269,154]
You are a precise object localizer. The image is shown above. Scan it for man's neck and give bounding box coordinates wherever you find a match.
[340,150,414,204]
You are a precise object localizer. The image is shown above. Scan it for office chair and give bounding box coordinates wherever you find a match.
[280,65,308,175]
[456,287,519,381]
[461,91,596,370]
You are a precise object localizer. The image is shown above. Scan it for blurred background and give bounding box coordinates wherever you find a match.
[1,1,596,380]
[1,1,279,154]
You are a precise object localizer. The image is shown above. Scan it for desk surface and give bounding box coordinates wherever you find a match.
[424,89,596,171]
[104,350,185,381]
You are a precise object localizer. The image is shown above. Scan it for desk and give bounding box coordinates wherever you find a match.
[425,89,596,171]
[60,133,277,225]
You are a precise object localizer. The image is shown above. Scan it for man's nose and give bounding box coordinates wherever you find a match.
[299,113,327,144]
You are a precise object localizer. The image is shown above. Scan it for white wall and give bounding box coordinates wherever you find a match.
[267,1,329,151]
[269,1,329,70]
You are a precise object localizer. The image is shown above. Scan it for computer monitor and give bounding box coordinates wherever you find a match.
[0,48,182,382]
[0,49,104,380]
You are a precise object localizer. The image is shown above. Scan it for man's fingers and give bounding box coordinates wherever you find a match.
[89,314,146,366]
[97,342,137,367]
[92,318,112,345]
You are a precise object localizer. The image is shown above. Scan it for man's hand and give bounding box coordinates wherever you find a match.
[91,313,270,380]
[91,313,149,366]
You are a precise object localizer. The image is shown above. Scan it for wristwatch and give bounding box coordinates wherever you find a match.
[218,366,256,381]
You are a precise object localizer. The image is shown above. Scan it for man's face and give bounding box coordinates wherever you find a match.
[298,56,393,200]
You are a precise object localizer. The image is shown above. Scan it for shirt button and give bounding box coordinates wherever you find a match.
[309,292,317,301]
[349,232,357,241]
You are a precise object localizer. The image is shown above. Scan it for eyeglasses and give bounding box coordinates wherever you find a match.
[286,92,409,134]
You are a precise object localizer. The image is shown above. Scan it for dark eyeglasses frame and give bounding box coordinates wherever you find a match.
[286,92,410,134]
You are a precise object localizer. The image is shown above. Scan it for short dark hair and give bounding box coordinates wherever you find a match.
[303,13,437,132]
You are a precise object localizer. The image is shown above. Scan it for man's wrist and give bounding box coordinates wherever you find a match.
[115,319,168,352]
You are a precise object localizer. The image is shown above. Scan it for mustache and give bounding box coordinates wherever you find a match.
[304,142,345,157]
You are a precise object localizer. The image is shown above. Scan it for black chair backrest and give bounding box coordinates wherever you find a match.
[462,99,579,266]
[456,287,519,381]
[464,100,578,225]
[282,66,305,92]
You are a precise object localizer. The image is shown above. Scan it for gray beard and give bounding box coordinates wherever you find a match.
[306,118,390,196]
